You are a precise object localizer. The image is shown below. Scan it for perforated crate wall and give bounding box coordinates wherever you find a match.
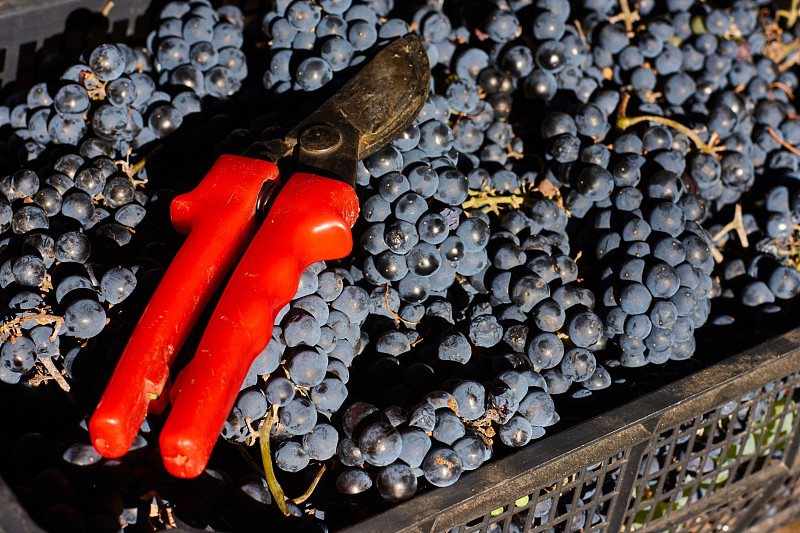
[622,372,800,532]
[449,452,626,533]
[744,468,800,532]
[0,0,270,91]
[346,329,800,533]
[0,0,149,92]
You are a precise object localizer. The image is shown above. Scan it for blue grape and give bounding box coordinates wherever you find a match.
[100,267,137,304]
[452,435,490,471]
[527,332,564,369]
[422,447,462,487]
[282,310,321,347]
[275,441,309,472]
[451,381,485,420]
[518,389,555,426]
[1,337,36,375]
[336,469,372,494]
[359,422,402,466]
[485,9,520,42]
[432,411,465,445]
[468,315,503,347]
[64,299,106,338]
[266,376,295,407]
[377,462,417,502]
[499,415,533,447]
[90,44,126,81]
[560,348,596,382]
[398,428,432,468]
[302,423,338,460]
[278,397,318,435]
[286,348,327,387]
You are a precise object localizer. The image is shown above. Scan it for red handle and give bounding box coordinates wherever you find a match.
[159,172,358,478]
[89,155,277,459]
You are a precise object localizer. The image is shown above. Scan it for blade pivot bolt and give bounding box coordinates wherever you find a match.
[298,124,341,153]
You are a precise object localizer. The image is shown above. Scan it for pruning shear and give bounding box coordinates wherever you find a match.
[89,35,430,478]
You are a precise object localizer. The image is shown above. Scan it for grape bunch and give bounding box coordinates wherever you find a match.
[1,44,149,162]
[698,174,800,345]
[147,1,247,99]
[566,0,786,216]
[0,144,145,386]
[223,260,369,450]
[260,0,464,93]
[0,1,250,389]
[0,2,248,165]
[537,110,717,367]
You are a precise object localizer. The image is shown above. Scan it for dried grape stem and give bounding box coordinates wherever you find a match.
[767,125,800,157]
[81,71,107,100]
[609,0,639,33]
[770,81,796,100]
[41,357,70,392]
[102,1,115,17]
[461,180,567,217]
[574,19,588,45]
[117,145,161,184]
[711,204,749,249]
[710,246,724,264]
[462,194,524,213]
[0,310,64,343]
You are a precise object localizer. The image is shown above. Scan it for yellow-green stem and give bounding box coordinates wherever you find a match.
[292,465,326,504]
[777,0,800,29]
[132,144,162,176]
[259,407,290,517]
[462,195,523,211]
[617,115,716,155]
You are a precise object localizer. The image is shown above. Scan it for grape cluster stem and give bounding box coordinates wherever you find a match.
[608,0,640,34]
[711,204,750,251]
[616,92,725,157]
[258,404,326,516]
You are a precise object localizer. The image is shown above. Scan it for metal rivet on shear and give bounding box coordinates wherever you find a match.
[298,124,341,153]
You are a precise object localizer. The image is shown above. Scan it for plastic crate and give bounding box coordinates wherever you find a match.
[0,0,150,92]
[0,2,799,533]
[344,328,800,533]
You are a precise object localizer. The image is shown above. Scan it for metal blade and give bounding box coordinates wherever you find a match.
[288,34,431,187]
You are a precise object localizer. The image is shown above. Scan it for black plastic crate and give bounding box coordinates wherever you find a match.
[0,0,149,92]
[344,328,800,533]
[0,2,799,533]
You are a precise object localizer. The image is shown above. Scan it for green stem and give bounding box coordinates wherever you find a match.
[617,115,716,155]
[259,407,290,517]
[131,144,162,177]
[292,465,326,504]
